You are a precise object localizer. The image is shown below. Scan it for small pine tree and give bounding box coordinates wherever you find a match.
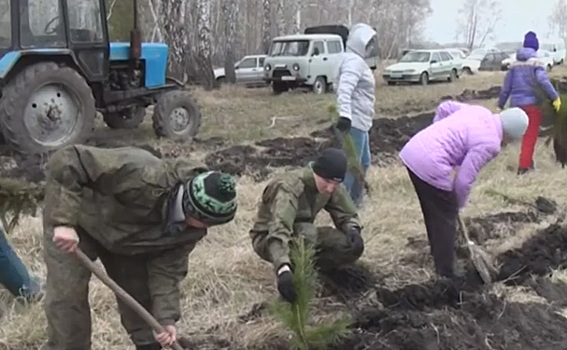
[269,237,351,350]
[327,103,371,196]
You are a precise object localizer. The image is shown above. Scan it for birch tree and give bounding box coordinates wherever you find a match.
[262,0,272,53]
[549,0,567,43]
[456,0,502,50]
[196,0,215,89]
[161,0,188,80]
[222,0,239,83]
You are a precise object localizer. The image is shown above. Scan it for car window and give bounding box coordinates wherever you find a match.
[313,41,325,54]
[239,58,256,69]
[259,57,265,66]
[440,52,452,61]
[483,54,493,62]
[327,41,342,54]
[431,52,441,62]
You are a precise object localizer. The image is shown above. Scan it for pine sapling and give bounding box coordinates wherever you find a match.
[327,103,371,197]
[269,237,351,350]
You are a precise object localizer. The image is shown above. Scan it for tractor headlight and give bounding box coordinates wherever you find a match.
[292,63,300,71]
[265,64,271,71]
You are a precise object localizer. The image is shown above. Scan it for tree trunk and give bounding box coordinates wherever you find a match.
[161,0,187,80]
[196,0,215,90]
[223,0,239,84]
[276,0,286,35]
[262,0,272,54]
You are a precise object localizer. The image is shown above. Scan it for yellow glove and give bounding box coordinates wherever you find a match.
[553,97,561,112]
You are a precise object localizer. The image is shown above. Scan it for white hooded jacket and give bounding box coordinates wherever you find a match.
[334,23,376,132]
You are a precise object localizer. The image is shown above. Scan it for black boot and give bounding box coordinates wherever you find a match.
[136,343,162,350]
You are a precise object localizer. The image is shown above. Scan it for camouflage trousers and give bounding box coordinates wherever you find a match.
[252,223,364,272]
[41,226,157,350]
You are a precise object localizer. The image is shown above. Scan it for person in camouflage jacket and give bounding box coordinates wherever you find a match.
[249,148,364,303]
[40,145,238,350]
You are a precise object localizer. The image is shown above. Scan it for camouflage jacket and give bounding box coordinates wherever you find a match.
[250,165,360,270]
[43,145,209,326]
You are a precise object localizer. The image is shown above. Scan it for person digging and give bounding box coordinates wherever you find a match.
[40,145,238,350]
[399,105,529,279]
[249,148,364,303]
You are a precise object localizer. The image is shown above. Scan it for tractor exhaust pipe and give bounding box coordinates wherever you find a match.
[129,0,141,61]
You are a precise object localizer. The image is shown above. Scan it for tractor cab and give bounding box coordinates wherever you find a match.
[0,0,201,155]
[1,0,108,82]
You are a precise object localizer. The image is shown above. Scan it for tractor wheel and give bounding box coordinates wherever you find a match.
[152,90,201,141]
[0,62,95,155]
[103,106,146,129]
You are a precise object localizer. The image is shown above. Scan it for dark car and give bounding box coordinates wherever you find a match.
[479,52,511,71]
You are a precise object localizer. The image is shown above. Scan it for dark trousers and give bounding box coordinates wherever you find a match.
[407,168,458,277]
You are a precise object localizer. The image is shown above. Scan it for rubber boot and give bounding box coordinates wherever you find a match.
[136,343,162,350]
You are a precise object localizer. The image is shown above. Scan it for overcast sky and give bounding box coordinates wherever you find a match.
[425,0,557,45]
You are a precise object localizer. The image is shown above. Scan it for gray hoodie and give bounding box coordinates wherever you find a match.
[335,23,377,132]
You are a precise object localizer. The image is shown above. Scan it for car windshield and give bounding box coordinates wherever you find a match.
[0,0,10,47]
[269,40,310,56]
[399,51,431,63]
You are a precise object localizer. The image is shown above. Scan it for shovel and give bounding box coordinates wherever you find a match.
[457,215,497,284]
[74,248,186,350]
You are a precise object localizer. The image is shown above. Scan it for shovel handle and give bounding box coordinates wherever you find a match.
[75,248,185,350]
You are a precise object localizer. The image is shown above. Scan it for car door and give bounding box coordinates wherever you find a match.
[480,53,494,70]
[253,57,265,83]
[439,51,454,77]
[308,41,327,80]
[235,57,258,83]
[429,52,443,79]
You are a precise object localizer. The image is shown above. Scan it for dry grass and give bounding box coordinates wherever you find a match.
[2,66,567,349]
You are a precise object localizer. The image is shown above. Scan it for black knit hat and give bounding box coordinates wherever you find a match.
[312,148,348,182]
[182,171,237,225]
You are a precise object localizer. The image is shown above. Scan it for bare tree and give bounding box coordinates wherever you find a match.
[161,0,188,79]
[276,0,286,36]
[261,0,272,53]
[549,0,567,42]
[196,0,215,89]
[457,0,502,50]
[222,0,239,83]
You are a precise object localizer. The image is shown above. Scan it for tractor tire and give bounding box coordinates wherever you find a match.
[0,62,96,155]
[103,106,146,129]
[152,90,201,141]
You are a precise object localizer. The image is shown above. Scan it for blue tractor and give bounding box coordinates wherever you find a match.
[0,0,201,155]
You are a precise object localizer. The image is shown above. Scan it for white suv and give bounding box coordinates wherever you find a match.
[263,33,345,95]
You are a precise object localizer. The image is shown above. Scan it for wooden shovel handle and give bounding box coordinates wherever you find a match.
[75,248,185,350]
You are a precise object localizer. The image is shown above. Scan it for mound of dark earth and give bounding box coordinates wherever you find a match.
[205,112,434,178]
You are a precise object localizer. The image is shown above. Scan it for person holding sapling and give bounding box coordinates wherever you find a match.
[249,148,364,303]
[399,105,529,278]
[498,31,561,175]
[40,145,238,350]
[334,23,378,206]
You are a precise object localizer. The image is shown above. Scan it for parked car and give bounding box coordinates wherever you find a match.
[382,49,460,86]
[262,24,380,95]
[446,48,466,75]
[478,51,511,71]
[501,49,555,71]
[213,55,268,87]
[540,38,566,65]
[461,47,502,74]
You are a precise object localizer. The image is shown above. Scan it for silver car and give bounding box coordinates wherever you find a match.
[383,49,460,86]
[213,55,267,86]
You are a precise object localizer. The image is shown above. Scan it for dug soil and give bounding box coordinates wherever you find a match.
[205,85,504,179]
[220,202,567,350]
[205,112,434,179]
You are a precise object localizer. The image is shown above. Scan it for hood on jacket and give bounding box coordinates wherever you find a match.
[516,47,537,62]
[346,23,378,58]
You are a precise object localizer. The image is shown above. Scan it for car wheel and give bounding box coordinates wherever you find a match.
[463,67,473,75]
[448,69,457,83]
[419,72,429,86]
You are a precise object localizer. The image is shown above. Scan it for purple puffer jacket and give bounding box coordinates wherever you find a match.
[433,100,469,123]
[399,105,503,208]
[498,47,559,109]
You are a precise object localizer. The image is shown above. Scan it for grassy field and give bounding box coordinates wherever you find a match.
[2,65,567,349]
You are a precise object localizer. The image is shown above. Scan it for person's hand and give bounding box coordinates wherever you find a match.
[276,264,297,303]
[553,97,562,112]
[153,325,177,348]
[336,117,351,133]
[347,227,364,255]
[53,226,79,253]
